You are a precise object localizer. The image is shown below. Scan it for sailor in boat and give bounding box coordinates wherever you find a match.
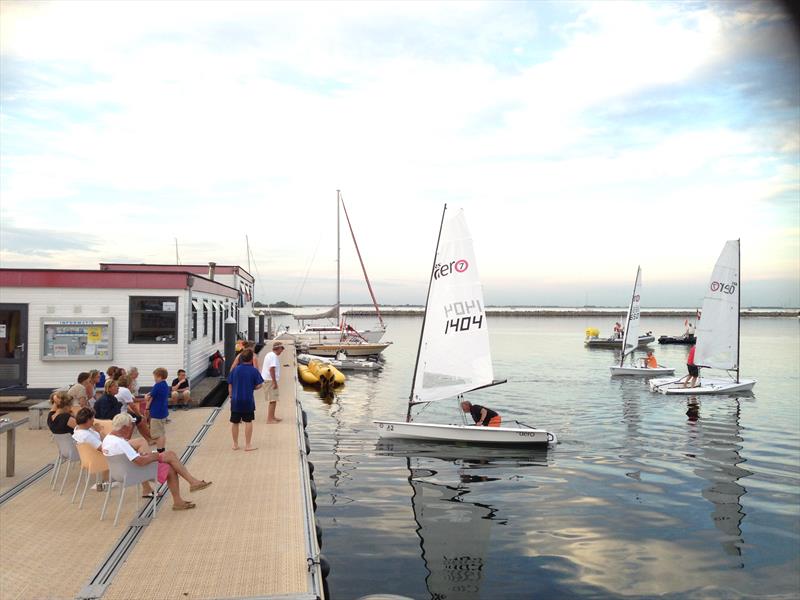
[685,344,699,388]
[460,400,502,427]
[642,349,658,369]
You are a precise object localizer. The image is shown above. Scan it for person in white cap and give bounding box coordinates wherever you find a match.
[261,341,285,424]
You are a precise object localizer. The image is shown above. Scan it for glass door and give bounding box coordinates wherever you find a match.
[0,304,28,389]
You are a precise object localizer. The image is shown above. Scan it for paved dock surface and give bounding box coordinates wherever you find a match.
[0,343,321,600]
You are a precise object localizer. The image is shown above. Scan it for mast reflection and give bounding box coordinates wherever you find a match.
[686,396,751,564]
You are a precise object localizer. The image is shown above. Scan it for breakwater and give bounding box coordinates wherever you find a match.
[341,308,799,318]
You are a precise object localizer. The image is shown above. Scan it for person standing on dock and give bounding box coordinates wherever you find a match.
[261,341,284,424]
[228,348,263,451]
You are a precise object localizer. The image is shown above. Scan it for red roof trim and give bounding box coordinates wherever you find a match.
[100,263,254,283]
[0,269,238,298]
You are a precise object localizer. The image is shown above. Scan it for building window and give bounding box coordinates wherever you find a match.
[219,305,224,339]
[212,303,217,343]
[129,297,178,343]
[203,303,208,337]
[191,302,197,340]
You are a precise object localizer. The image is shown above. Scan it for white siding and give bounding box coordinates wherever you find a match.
[0,287,233,389]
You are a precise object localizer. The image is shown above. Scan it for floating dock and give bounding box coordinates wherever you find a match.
[0,343,324,600]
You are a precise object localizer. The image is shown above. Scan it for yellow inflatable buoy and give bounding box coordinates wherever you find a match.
[585,327,600,339]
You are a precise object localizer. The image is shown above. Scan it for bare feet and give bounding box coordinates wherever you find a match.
[232,445,240,450]
[266,418,282,424]
[244,446,258,451]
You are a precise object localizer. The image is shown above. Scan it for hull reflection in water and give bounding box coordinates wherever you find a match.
[376,440,550,599]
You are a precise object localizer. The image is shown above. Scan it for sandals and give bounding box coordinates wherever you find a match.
[142,491,164,499]
[172,501,196,511]
[189,480,212,492]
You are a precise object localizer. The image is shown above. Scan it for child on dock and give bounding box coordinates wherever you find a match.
[228,349,263,451]
[145,367,170,453]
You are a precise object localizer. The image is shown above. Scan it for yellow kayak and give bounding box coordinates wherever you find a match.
[298,360,346,386]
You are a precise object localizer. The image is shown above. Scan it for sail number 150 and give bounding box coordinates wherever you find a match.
[445,315,484,334]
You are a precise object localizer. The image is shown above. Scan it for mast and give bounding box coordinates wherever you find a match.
[340,195,385,329]
[246,235,251,273]
[407,204,448,422]
[620,266,640,367]
[736,238,741,383]
[336,190,341,324]
[174,238,180,265]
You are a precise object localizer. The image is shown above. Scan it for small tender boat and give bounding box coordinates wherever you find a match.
[297,353,383,372]
[373,206,557,447]
[585,332,655,348]
[658,334,696,345]
[649,240,756,395]
[297,359,346,386]
[306,341,392,357]
[609,267,675,377]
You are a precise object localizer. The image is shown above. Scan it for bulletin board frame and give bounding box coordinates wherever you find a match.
[41,317,113,361]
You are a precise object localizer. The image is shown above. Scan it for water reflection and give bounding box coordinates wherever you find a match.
[376,440,549,599]
[685,396,751,564]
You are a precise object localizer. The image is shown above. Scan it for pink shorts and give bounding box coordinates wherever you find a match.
[157,462,170,484]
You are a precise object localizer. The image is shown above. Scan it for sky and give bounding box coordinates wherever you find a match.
[1,0,798,307]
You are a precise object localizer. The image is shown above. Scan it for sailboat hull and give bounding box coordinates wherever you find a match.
[307,342,391,357]
[374,420,557,446]
[610,365,675,377]
[585,335,655,349]
[649,376,757,395]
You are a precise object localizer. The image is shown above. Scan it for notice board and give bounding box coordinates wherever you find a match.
[41,318,113,361]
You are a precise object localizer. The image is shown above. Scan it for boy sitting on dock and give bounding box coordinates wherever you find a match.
[228,349,264,451]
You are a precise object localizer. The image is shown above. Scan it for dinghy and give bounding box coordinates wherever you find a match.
[650,240,756,395]
[297,353,383,372]
[610,266,674,377]
[374,206,557,446]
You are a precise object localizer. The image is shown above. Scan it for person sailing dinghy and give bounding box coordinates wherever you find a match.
[610,266,675,377]
[374,206,557,446]
[649,240,756,395]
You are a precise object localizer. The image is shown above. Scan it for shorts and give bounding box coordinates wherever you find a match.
[487,415,502,427]
[157,462,171,484]
[687,364,699,377]
[230,410,255,423]
[265,385,279,404]
[172,390,190,401]
[150,417,168,440]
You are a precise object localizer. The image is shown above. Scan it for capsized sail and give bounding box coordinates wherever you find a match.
[412,209,494,403]
[620,266,642,365]
[694,240,739,370]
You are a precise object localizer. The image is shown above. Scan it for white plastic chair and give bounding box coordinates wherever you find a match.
[100,453,158,526]
[51,433,80,495]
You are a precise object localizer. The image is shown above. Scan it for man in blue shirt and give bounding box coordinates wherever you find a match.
[228,349,264,451]
[145,367,170,452]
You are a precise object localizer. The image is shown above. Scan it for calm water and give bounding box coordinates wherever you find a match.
[281,315,800,599]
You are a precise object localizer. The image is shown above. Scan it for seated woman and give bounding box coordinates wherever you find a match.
[94,380,123,420]
[47,390,77,434]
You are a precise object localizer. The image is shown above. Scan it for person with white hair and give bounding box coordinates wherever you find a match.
[101,413,211,510]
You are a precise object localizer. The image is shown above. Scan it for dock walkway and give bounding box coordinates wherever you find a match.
[0,343,323,600]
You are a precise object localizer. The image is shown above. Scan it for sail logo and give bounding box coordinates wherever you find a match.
[434,259,469,279]
[633,295,640,302]
[710,281,737,294]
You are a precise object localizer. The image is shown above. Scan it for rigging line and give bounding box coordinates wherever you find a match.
[293,228,325,306]
[339,192,384,328]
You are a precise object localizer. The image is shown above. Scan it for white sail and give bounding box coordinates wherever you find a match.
[620,266,642,364]
[412,209,494,403]
[694,240,740,371]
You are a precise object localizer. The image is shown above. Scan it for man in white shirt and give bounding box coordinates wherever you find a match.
[101,413,211,510]
[260,341,284,424]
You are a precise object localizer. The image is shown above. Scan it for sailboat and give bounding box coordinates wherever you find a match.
[609,266,675,377]
[280,190,391,353]
[649,240,756,394]
[374,206,557,446]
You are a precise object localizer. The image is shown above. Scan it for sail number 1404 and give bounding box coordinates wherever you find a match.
[444,299,485,334]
